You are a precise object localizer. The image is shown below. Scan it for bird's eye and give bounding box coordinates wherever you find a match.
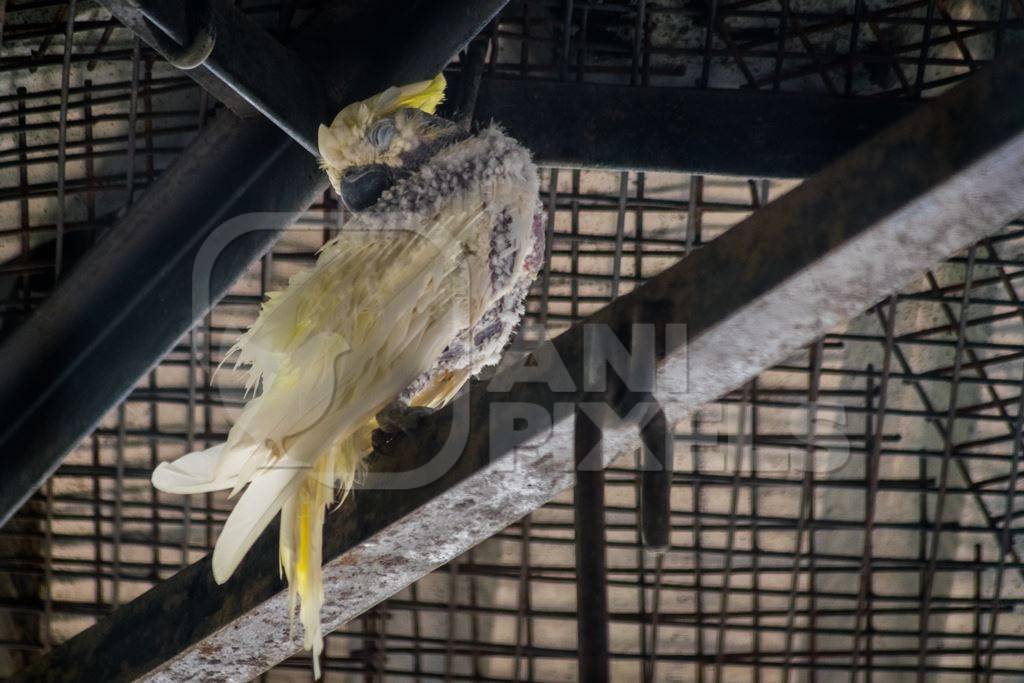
[368,119,396,152]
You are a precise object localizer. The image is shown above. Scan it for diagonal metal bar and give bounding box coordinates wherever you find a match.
[14,49,1024,683]
[0,0,509,530]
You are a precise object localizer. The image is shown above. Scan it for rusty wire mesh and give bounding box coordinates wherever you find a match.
[2,0,1024,680]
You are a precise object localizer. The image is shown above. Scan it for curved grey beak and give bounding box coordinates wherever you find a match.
[338,163,395,212]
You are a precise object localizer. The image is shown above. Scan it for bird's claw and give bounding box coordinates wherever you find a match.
[376,402,433,434]
[372,402,434,455]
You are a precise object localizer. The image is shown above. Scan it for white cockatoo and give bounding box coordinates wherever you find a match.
[151,74,544,675]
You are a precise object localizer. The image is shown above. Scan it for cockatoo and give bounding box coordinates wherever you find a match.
[151,74,544,676]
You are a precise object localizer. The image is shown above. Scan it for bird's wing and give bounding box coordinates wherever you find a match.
[226,207,482,460]
[156,124,534,586]
[207,204,490,584]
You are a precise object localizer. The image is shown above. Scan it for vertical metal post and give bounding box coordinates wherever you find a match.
[633,306,673,552]
[575,323,610,681]
[54,0,75,281]
[15,86,29,319]
[574,402,609,683]
[639,405,671,551]
[454,37,488,128]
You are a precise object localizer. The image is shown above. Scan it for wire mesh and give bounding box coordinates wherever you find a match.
[2,0,1024,681]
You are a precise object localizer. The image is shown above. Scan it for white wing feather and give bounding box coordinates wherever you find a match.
[211,455,307,584]
[150,444,237,494]
[161,206,488,585]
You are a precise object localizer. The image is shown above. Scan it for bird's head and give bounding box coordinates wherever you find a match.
[317,74,449,200]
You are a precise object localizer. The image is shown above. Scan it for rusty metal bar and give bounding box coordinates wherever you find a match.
[13,44,1024,683]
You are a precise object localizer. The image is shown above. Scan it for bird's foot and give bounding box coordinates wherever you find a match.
[376,401,434,434]
[371,402,434,455]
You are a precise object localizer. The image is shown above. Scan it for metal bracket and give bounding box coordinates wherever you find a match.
[453,37,489,129]
[599,315,675,553]
[141,0,216,70]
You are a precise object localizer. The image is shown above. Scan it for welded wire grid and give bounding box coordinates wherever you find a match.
[2,0,1024,680]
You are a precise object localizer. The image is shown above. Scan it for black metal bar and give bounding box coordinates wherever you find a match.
[573,322,612,681]
[452,38,488,127]
[639,404,672,551]
[628,299,673,553]
[470,77,917,176]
